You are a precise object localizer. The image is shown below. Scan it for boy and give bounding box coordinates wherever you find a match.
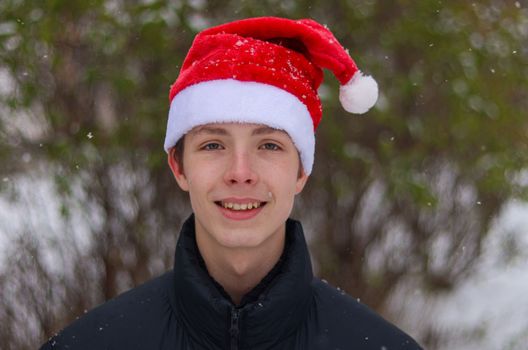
[41,17,422,349]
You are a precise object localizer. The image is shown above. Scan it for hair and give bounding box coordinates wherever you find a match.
[171,136,186,174]
[171,135,304,178]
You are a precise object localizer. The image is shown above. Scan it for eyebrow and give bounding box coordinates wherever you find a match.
[190,125,287,137]
[191,126,229,136]
[251,126,287,136]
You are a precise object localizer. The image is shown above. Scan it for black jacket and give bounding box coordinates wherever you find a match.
[40,215,422,349]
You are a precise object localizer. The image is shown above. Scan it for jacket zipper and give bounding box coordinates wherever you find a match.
[230,307,240,350]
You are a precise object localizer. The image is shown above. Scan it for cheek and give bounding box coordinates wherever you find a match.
[265,161,300,196]
[185,168,216,200]
[185,156,223,183]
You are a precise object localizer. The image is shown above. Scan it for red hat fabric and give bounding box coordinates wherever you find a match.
[165,17,378,175]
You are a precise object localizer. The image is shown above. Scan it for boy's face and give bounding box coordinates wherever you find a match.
[168,123,308,250]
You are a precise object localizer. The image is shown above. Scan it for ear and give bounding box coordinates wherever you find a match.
[167,148,190,192]
[295,168,309,195]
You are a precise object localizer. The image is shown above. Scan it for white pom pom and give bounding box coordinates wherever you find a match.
[339,71,378,114]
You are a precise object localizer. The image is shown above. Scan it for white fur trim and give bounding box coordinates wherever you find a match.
[339,71,378,114]
[164,79,315,175]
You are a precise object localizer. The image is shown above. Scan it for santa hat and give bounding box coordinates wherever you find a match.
[164,16,378,175]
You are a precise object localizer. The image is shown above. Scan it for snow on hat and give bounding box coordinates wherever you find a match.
[164,16,378,175]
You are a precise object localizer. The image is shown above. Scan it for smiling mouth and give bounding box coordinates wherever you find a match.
[214,201,267,211]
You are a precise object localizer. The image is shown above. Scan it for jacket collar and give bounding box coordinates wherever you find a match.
[171,214,314,348]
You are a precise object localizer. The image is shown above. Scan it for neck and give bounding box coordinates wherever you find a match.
[196,225,286,306]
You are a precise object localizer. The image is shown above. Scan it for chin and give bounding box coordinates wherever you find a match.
[214,228,272,249]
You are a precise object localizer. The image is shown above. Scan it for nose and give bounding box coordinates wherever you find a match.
[223,151,259,185]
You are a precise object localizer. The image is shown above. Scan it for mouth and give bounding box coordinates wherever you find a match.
[214,200,268,211]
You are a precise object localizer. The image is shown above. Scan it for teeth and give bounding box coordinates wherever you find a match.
[220,201,263,211]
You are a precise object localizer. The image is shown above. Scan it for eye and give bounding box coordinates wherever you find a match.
[260,142,281,151]
[201,142,223,150]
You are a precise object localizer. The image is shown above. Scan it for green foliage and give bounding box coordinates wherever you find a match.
[0,1,527,349]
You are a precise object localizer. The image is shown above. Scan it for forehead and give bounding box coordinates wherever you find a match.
[188,123,290,138]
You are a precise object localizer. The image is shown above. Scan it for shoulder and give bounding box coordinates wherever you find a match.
[309,278,423,350]
[40,271,179,350]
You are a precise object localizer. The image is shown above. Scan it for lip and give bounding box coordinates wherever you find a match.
[215,199,267,221]
[218,197,266,204]
[217,205,264,220]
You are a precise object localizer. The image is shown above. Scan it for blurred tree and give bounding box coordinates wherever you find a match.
[0,0,526,349]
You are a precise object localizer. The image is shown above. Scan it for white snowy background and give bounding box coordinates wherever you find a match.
[392,199,528,350]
